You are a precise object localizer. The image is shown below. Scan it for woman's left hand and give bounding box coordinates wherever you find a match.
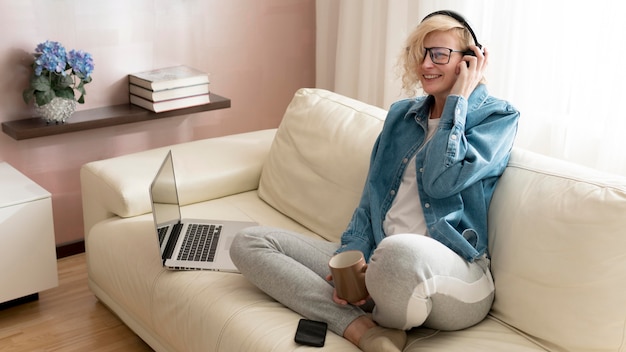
[450,45,488,100]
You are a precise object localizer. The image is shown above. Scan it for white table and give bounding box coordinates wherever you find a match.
[0,162,58,304]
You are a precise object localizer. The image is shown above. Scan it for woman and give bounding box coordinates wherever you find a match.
[230,10,519,352]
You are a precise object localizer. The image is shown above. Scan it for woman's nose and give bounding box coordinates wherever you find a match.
[422,54,435,67]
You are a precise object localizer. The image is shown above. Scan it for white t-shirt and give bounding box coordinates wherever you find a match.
[383,118,440,236]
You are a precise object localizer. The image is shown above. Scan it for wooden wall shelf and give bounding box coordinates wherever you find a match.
[2,93,230,140]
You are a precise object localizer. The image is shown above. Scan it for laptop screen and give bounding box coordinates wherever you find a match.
[150,151,182,232]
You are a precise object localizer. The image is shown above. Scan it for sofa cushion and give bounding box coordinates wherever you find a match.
[87,191,359,351]
[404,317,546,351]
[258,88,386,242]
[488,148,626,352]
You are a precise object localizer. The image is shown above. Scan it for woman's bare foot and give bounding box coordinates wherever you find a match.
[343,316,406,351]
[344,316,377,346]
[358,326,406,352]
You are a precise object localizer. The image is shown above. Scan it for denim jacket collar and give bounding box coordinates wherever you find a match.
[404,84,490,124]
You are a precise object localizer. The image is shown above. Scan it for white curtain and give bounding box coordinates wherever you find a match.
[316,0,626,176]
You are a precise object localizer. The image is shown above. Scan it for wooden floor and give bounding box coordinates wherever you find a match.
[0,253,153,351]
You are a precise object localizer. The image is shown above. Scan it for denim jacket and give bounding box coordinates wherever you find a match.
[337,84,520,262]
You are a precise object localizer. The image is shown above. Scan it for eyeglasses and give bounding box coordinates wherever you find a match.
[423,47,471,65]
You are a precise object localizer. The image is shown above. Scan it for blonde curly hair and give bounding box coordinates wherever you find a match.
[398,14,486,97]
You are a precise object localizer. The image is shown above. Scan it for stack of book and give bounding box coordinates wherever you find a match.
[128,65,210,113]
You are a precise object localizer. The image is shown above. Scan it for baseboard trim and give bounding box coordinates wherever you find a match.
[56,239,85,259]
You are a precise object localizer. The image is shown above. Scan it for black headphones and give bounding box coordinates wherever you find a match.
[422,10,482,53]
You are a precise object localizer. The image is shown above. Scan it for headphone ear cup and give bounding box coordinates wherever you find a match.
[462,49,476,57]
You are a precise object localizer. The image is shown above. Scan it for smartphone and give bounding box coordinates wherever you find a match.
[294,319,328,347]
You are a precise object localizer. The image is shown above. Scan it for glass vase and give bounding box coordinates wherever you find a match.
[34,97,76,124]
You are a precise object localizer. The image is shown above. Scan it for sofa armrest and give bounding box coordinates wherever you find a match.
[81,129,276,237]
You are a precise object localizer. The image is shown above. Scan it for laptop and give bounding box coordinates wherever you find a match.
[149,150,257,272]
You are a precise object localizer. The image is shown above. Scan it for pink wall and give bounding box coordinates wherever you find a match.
[0,0,315,246]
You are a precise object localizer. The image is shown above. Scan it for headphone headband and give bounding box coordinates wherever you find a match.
[422,10,482,49]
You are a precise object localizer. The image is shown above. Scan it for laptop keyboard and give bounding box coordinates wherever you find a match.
[177,224,222,262]
[158,226,168,246]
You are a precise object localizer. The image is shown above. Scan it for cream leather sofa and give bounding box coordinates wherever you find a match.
[81,88,626,352]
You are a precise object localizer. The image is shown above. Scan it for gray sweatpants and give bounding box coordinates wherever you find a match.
[229,226,494,336]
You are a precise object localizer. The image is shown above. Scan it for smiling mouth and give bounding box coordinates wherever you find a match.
[423,74,441,79]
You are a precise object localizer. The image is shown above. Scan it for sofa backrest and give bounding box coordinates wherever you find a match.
[258,88,386,242]
[488,147,626,352]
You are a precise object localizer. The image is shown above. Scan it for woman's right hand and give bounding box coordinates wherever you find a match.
[451,45,488,100]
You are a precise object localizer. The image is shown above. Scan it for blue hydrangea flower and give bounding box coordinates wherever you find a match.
[68,49,94,79]
[34,40,68,76]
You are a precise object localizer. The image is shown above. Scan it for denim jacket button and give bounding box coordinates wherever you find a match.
[424,203,431,208]
[390,190,396,196]
[419,167,424,173]
[402,158,409,164]
[451,134,458,140]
